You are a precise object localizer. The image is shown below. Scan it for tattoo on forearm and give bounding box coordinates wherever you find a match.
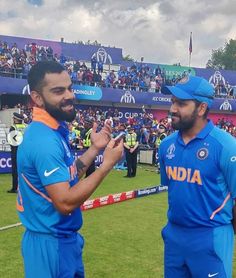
[76,159,86,174]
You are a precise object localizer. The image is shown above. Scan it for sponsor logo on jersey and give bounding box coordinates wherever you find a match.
[44,167,60,177]
[166,166,202,185]
[208,273,219,277]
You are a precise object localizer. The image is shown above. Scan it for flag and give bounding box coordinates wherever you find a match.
[189,32,193,54]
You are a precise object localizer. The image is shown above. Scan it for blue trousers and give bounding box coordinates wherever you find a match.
[22,230,84,278]
[162,222,234,278]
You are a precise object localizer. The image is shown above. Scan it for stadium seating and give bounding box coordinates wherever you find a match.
[0,123,10,151]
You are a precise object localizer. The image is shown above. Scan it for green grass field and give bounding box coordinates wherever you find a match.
[0,166,235,278]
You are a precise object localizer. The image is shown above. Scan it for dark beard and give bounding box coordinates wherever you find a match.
[171,108,198,131]
[44,99,76,122]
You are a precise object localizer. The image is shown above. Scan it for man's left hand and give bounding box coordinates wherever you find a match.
[90,121,112,150]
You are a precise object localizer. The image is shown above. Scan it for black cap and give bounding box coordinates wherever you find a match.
[127,125,134,131]
[84,117,94,125]
[158,124,166,130]
[13,112,24,121]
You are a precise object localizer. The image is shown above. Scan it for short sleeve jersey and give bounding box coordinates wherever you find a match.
[17,107,82,236]
[159,120,236,227]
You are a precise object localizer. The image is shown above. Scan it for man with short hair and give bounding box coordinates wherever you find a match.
[17,61,123,278]
[159,76,236,278]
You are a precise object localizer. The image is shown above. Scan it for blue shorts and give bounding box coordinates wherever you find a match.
[161,222,234,278]
[22,230,84,278]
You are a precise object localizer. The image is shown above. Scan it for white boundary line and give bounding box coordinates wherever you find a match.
[0,184,166,231]
[0,222,22,231]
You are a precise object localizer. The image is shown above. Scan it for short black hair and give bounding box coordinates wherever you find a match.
[193,99,209,119]
[28,61,65,92]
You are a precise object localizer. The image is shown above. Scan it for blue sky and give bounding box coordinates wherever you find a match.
[1,0,235,68]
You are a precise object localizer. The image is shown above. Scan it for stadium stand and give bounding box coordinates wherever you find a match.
[0,37,235,98]
[0,123,10,151]
[0,34,235,156]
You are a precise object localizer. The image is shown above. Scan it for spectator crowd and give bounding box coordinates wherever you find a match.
[0,40,235,152]
[0,40,235,98]
[2,103,235,153]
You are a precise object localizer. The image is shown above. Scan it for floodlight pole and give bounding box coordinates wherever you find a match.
[189,53,192,68]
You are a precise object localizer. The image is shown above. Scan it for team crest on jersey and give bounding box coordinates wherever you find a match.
[197,148,209,160]
[166,143,175,159]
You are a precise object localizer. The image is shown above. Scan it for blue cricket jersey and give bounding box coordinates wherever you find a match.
[159,120,236,227]
[17,107,82,236]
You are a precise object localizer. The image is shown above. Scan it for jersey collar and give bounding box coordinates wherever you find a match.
[32,107,59,129]
[196,120,214,139]
[33,107,70,142]
[177,120,214,144]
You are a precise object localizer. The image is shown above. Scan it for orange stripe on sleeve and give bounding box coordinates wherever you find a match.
[210,193,231,220]
[21,173,52,203]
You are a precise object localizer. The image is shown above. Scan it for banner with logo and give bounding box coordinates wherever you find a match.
[0,149,126,174]
[194,68,236,86]
[76,104,168,122]
[1,77,236,113]
[0,35,123,65]
[0,34,61,56]
[73,149,104,166]
[73,85,236,112]
[135,185,168,198]
[61,44,122,65]
[0,152,12,173]
[77,104,236,125]
[73,84,173,107]
[212,98,236,112]
[0,77,27,95]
